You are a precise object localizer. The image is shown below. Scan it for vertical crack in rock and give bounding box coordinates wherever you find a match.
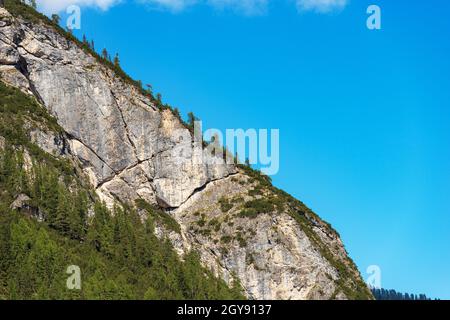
[67,137,115,174]
[110,89,140,159]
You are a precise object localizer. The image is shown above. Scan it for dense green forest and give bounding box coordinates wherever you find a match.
[0,81,244,300]
[371,288,436,301]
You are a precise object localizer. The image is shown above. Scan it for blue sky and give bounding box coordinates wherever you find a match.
[39,0,450,299]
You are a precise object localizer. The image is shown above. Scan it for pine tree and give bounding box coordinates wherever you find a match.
[173,108,181,119]
[0,145,19,196]
[113,53,120,68]
[101,48,108,60]
[53,185,83,239]
[87,202,114,256]
[156,93,162,104]
[39,167,59,224]
[74,190,88,238]
[145,84,153,96]
[15,149,29,195]
[51,14,60,25]
[187,112,198,130]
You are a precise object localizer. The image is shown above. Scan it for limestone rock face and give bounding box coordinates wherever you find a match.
[0,7,372,300]
[0,8,235,209]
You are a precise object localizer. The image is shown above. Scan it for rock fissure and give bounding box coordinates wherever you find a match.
[170,171,239,212]
[66,134,116,175]
[109,88,140,159]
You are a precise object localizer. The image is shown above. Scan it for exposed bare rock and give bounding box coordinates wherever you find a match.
[10,193,31,210]
[0,8,235,208]
[69,139,115,187]
[29,127,67,156]
[0,64,30,91]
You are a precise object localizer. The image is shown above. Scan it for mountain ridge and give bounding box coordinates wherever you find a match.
[0,1,372,300]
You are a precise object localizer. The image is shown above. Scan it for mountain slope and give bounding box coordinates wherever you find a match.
[0,80,245,299]
[0,1,372,300]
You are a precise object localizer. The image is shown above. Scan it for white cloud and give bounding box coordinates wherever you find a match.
[142,0,348,14]
[37,0,348,15]
[37,0,120,13]
[296,0,348,13]
[207,0,268,15]
[137,0,197,12]
[139,0,267,15]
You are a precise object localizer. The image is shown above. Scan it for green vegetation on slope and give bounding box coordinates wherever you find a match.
[237,165,373,300]
[0,81,244,300]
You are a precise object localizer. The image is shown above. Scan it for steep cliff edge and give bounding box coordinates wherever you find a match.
[0,3,372,300]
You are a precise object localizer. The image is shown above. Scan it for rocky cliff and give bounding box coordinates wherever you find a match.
[0,5,372,299]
